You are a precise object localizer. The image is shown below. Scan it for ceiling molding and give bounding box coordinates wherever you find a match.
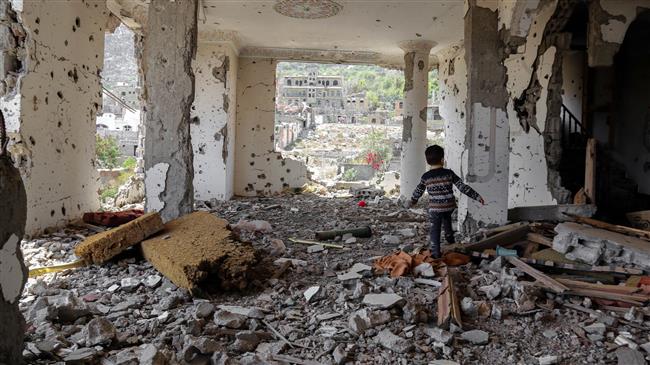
[198,29,241,55]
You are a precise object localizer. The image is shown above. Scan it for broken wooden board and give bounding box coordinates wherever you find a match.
[141,211,257,292]
[555,278,644,295]
[565,214,650,241]
[470,251,642,275]
[505,256,569,293]
[74,212,163,264]
[526,233,553,247]
[437,265,462,329]
[464,224,530,252]
[508,204,597,222]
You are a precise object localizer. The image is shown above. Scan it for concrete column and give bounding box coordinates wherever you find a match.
[191,42,238,202]
[460,2,509,233]
[143,0,197,222]
[399,40,434,199]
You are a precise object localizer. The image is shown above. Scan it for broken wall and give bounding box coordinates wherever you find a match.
[2,0,110,235]
[191,42,237,201]
[234,57,308,196]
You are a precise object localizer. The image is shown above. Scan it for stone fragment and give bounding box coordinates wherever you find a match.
[211,352,231,365]
[234,330,261,352]
[74,212,163,264]
[345,237,357,244]
[307,245,325,253]
[139,344,167,365]
[332,343,348,365]
[615,347,646,365]
[362,293,404,309]
[460,297,477,318]
[414,278,441,287]
[214,310,247,329]
[231,219,272,234]
[274,258,307,266]
[479,283,501,300]
[194,302,215,319]
[423,327,453,345]
[121,277,141,293]
[304,286,323,303]
[430,361,460,365]
[48,292,89,323]
[377,329,413,352]
[349,263,372,273]
[382,235,400,244]
[348,308,391,333]
[63,348,97,364]
[216,305,265,319]
[583,322,606,335]
[337,271,362,281]
[143,275,162,288]
[85,317,116,346]
[413,263,435,277]
[141,212,257,291]
[461,330,489,345]
[538,355,558,365]
[397,228,416,238]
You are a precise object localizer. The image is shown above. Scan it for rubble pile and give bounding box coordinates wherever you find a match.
[18,194,650,364]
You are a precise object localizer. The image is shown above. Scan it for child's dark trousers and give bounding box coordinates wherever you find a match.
[428,210,455,258]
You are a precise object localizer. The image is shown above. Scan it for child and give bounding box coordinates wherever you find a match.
[408,145,485,259]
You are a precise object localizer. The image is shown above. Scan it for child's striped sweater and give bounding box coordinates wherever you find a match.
[410,168,481,212]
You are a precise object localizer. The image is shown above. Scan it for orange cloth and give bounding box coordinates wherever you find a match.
[373,250,469,277]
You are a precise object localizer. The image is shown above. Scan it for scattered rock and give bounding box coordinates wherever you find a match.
[214,309,247,329]
[304,286,323,303]
[615,347,646,365]
[461,330,489,345]
[85,317,116,346]
[362,293,404,309]
[377,329,413,352]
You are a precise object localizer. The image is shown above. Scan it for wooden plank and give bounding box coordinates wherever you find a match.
[464,224,530,252]
[508,204,597,222]
[555,278,644,295]
[505,256,569,293]
[585,138,597,204]
[437,266,462,329]
[565,214,650,241]
[526,233,553,247]
[566,288,645,305]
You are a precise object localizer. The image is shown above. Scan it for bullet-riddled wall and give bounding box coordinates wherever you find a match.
[234,58,308,196]
[2,1,110,235]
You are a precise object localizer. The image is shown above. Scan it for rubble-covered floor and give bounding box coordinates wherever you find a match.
[19,194,647,364]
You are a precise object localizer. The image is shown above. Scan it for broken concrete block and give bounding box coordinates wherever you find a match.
[461,329,489,345]
[216,305,265,319]
[307,244,325,253]
[141,212,257,291]
[423,327,453,345]
[615,347,646,365]
[362,293,404,309]
[377,329,413,352]
[213,309,247,329]
[348,308,391,333]
[382,235,400,245]
[583,321,606,335]
[413,263,435,277]
[304,286,323,303]
[85,317,116,346]
[75,212,163,264]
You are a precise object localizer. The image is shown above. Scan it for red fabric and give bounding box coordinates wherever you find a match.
[82,209,144,227]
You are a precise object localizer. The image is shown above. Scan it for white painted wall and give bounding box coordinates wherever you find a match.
[234,58,308,196]
[503,0,558,209]
[6,1,109,235]
[191,43,238,201]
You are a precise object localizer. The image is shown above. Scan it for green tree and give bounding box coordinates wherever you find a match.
[96,134,121,169]
[366,91,380,111]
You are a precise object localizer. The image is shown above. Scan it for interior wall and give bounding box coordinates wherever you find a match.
[3,0,110,235]
[191,42,237,201]
[234,57,308,196]
[561,51,585,121]
[612,11,650,195]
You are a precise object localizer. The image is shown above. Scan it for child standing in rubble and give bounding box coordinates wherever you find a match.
[407,145,485,259]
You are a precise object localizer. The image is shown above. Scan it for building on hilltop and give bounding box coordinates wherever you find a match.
[277,65,345,122]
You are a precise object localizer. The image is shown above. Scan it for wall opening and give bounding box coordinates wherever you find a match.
[96,23,144,209]
[274,61,442,191]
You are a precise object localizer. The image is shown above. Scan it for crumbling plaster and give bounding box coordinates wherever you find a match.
[588,0,650,67]
[234,58,308,196]
[2,0,110,235]
[191,42,238,202]
[143,0,197,222]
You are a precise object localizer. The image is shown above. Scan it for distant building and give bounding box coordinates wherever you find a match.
[278,65,345,122]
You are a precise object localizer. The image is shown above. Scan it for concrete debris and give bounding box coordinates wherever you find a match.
[18,195,650,364]
[461,329,489,345]
[141,211,258,291]
[307,244,325,253]
[74,212,164,264]
[362,293,405,309]
[231,219,273,234]
[114,174,145,208]
[377,329,413,353]
[615,347,646,365]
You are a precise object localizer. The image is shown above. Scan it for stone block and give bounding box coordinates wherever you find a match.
[141,211,257,291]
[74,212,163,264]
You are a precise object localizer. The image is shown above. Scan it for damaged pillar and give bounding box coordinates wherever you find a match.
[0,116,28,363]
[143,0,198,221]
[399,40,433,199]
[460,2,509,233]
[191,40,238,202]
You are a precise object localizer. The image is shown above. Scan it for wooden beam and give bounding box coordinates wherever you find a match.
[505,256,569,293]
[585,138,597,204]
[464,224,530,252]
[555,278,643,295]
[437,266,462,329]
[565,214,650,241]
[526,233,553,247]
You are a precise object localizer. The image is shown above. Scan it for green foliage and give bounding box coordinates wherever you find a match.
[341,168,359,181]
[122,156,137,170]
[361,129,393,171]
[99,186,118,202]
[96,134,121,169]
